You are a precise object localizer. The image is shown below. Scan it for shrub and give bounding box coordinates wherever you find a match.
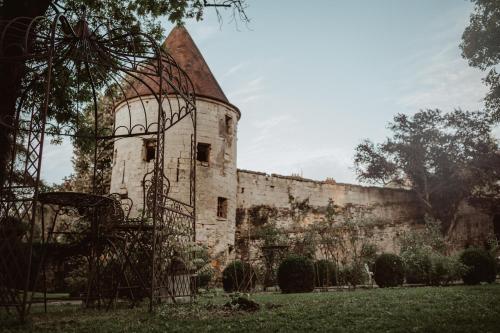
[196,270,213,289]
[373,253,404,288]
[429,254,466,286]
[222,260,256,293]
[314,260,337,287]
[277,255,315,293]
[460,248,497,285]
[340,262,369,287]
[403,250,431,284]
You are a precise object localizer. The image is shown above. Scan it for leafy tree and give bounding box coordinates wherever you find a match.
[461,0,500,120]
[354,109,500,235]
[0,0,249,186]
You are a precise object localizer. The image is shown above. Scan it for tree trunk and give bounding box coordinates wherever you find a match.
[0,0,51,187]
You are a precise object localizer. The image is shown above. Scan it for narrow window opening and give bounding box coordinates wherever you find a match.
[225,115,233,135]
[197,143,210,164]
[144,139,156,162]
[217,197,228,219]
[176,157,180,182]
[241,187,245,194]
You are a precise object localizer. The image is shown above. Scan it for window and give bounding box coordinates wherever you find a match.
[197,143,210,163]
[225,115,233,135]
[217,197,228,219]
[144,139,157,162]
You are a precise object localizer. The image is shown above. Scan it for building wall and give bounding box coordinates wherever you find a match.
[194,98,239,264]
[235,170,494,261]
[110,96,240,265]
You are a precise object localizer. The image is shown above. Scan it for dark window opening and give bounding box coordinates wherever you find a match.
[241,187,245,194]
[144,139,157,162]
[225,115,233,135]
[217,197,228,219]
[494,214,500,240]
[197,143,210,163]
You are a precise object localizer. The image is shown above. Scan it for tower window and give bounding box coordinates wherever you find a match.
[217,197,228,219]
[144,139,157,162]
[197,143,210,164]
[225,115,233,135]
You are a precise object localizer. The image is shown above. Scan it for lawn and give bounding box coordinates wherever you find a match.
[1,285,500,332]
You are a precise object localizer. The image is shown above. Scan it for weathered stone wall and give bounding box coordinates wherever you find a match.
[235,170,494,261]
[110,96,240,266]
[194,98,239,266]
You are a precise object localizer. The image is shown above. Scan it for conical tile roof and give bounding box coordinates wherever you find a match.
[163,25,229,104]
[120,25,231,107]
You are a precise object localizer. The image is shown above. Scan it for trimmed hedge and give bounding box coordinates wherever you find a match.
[222,260,256,292]
[373,253,405,288]
[314,260,337,287]
[278,255,315,293]
[460,248,497,285]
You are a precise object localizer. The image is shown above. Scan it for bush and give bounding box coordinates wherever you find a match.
[403,250,431,284]
[314,260,337,287]
[339,262,369,287]
[277,255,315,293]
[429,254,466,286]
[222,260,256,292]
[373,253,404,288]
[196,270,213,289]
[460,248,497,285]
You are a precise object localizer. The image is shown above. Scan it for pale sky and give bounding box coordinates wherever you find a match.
[42,0,492,185]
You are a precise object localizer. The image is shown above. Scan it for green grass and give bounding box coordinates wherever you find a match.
[2,285,500,332]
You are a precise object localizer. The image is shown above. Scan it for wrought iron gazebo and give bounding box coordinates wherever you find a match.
[0,6,197,321]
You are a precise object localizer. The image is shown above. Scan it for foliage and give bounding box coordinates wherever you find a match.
[222,260,256,293]
[428,254,467,286]
[253,221,288,247]
[247,205,278,226]
[373,253,405,288]
[354,109,500,234]
[189,244,214,289]
[313,259,337,287]
[288,194,311,223]
[290,228,318,260]
[403,249,431,284]
[461,0,500,120]
[338,262,369,288]
[277,255,315,293]
[399,217,447,254]
[398,218,448,284]
[460,248,497,285]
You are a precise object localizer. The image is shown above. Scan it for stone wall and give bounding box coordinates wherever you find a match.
[193,98,239,266]
[110,96,240,267]
[235,169,494,261]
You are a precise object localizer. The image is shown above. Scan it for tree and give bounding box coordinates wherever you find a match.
[354,109,500,235]
[0,0,249,187]
[461,0,500,121]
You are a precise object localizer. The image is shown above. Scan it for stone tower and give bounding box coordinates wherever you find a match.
[110,26,240,265]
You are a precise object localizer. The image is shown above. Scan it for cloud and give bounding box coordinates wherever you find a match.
[191,25,218,42]
[227,75,267,108]
[223,62,246,78]
[396,41,488,113]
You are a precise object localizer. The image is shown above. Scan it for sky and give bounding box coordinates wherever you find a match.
[42,0,492,185]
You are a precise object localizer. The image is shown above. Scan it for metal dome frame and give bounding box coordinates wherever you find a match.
[0,7,197,321]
